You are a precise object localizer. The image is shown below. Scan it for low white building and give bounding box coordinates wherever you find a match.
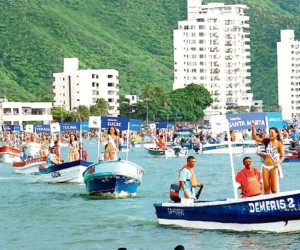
[125,95,139,105]
[0,98,53,125]
[252,100,263,112]
[53,58,120,116]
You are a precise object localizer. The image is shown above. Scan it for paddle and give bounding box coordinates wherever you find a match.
[195,185,204,200]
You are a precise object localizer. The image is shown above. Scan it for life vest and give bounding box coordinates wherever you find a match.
[240,169,262,197]
[170,166,196,202]
[178,165,197,187]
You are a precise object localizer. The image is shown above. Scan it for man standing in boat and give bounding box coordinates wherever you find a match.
[235,156,262,198]
[179,156,204,202]
[156,134,167,150]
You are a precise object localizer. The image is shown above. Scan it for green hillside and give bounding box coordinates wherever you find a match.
[0,0,299,107]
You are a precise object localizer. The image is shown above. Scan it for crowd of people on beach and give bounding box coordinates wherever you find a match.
[1,121,299,170]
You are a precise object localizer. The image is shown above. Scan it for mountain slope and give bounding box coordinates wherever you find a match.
[0,0,299,107]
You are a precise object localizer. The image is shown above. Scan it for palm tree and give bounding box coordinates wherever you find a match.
[89,105,101,116]
[96,98,109,115]
[140,84,154,100]
[72,105,90,122]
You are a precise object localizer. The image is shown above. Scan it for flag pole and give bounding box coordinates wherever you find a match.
[225,119,238,199]
[126,121,130,161]
[97,117,102,162]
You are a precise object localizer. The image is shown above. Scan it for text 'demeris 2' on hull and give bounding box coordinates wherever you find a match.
[154,190,300,232]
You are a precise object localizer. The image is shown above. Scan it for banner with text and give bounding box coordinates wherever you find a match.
[265,112,283,129]
[101,116,129,131]
[226,112,266,131]
[60,122,80,132]
[129,118,142,132]
[35,124,51,133]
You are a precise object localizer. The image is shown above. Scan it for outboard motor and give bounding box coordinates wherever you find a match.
[170,184,203,202]
[174,147,181,157]
[170,183,181,202]
[193,143,200,154]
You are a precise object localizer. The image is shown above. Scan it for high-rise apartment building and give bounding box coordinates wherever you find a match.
[277,30,300,121]
[53,58,119,116]
[173,0,253,119]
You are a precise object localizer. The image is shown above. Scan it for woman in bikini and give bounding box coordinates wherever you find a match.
[39,134,49,157]
[251,121,284,194]
[62,133,79,161]
[103,126,119,161]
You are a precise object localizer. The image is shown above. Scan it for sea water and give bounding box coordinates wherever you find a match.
[1,139,300,250]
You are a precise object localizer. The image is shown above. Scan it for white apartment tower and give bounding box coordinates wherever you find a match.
[277,30,300,121]
[174,0,253,118]
[53,58,119,116]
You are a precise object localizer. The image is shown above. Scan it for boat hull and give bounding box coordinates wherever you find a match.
[39,160,93,183]
[83,160,144,197]
[202,141,257,154]
[13,157,47,174]
[154,190,300,232]
[0,146,21,163]
[146,147,188,158]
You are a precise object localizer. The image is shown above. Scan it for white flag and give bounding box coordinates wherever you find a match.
[25,124,34,133]
[89,116,101,128]
[50,122,60,133]
[210,115,228,134]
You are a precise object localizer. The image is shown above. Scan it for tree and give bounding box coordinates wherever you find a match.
[250,106,259,112]
[139,84,173,123]
[89,104,101,116]
[72,105,90,121]
[52,106,72,122]
[119,95,132,117]
[170,84,213,122]
[140,84,154,100]
[227,108,249,114]
[263,105,282,112]
[96,98,109,115]
[89,98,110,116]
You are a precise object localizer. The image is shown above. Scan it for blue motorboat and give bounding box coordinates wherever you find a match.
[154,113,300,232]
[83,159,144,198]
[39,160,93,183]
[154,190,300,232]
